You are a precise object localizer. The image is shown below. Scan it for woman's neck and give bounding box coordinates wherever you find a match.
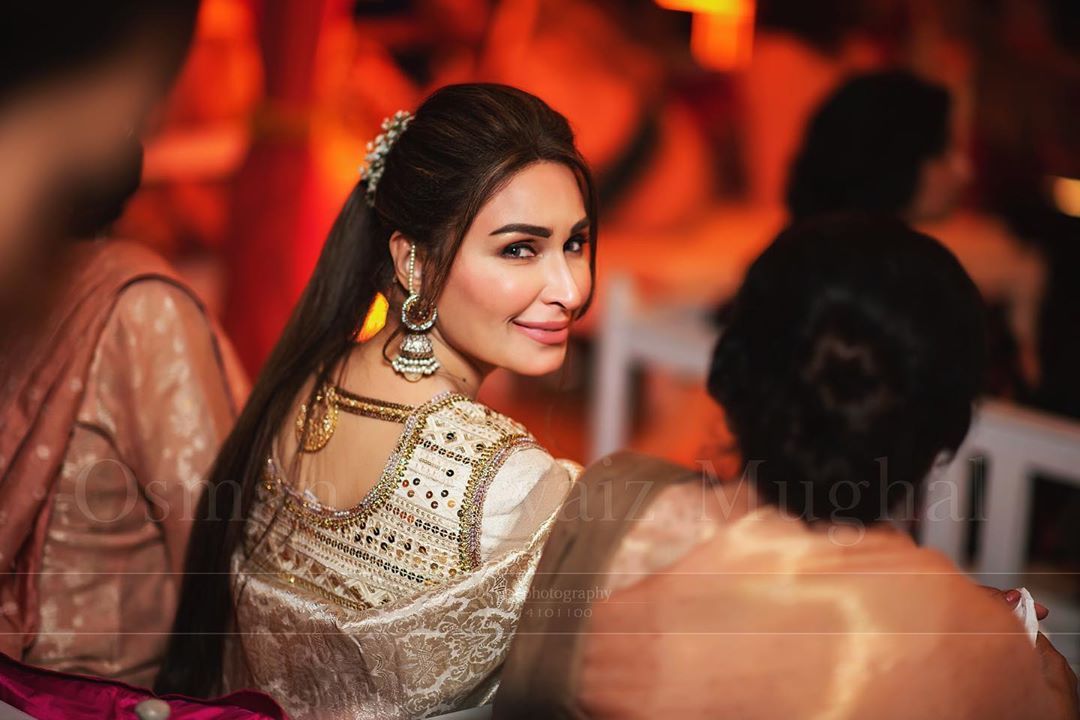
[339,319,489,403]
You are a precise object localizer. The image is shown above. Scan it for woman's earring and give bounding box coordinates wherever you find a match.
[391,243,440,382]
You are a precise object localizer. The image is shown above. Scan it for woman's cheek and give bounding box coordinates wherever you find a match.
[438,261,524,342]
[456,258,537,319]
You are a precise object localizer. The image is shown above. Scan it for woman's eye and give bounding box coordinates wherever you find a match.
[565,235,588,254]
[502,243,537,259]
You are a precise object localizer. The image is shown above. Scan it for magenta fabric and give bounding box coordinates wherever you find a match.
[0,652,288,719]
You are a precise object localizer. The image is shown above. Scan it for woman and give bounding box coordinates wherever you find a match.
[158,83,595,718]
[495,216,1078,718]
[0,234,247,687]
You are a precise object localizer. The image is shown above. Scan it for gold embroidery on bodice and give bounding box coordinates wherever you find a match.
[245,390,541,611]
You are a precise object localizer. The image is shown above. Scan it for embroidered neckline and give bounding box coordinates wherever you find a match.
[270,390,469,524]
[263,391,545,577]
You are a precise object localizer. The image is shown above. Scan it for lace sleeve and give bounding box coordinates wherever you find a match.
[477,442,573,563]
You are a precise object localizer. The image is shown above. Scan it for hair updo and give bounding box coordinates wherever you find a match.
[708,214,987,524]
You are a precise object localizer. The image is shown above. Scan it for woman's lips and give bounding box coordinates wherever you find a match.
[513,320,570,346]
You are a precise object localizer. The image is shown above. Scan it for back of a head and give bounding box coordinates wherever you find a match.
[0,2,199,246]
[785,71,951,220]
[0,1,200,106]
[708,215,987,525]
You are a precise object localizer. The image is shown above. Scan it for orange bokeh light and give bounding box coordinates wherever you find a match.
[654,0,749,13]
[690,4,755,71]
[357,292,389,342]
[654,0,755,71]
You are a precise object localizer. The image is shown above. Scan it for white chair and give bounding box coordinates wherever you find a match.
[919,400,1080,588]
[589,274,719,462]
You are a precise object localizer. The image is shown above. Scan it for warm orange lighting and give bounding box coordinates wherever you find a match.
[691,6,755,70]
[1051,176,1080,218]
[655,0,748,13]
[654,0,755,70]
[357,293,389,342]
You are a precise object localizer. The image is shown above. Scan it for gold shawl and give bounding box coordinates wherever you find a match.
[495,452,1069,719]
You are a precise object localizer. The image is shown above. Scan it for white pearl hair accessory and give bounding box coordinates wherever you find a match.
[359,110,414,205]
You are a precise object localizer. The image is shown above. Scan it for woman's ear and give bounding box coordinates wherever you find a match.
[389,232,423,295]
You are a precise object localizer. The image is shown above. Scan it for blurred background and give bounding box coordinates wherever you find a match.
[116,0,1079,648]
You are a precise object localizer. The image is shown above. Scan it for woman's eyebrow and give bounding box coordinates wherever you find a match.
[490,223,551,237]
[489,217,589,237]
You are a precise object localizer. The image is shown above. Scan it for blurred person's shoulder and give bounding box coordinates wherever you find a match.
[70,238,177,283]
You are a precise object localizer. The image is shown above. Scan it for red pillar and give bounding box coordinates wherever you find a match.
[223,0,350,375]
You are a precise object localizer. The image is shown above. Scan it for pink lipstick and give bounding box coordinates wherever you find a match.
[513,319,570,346]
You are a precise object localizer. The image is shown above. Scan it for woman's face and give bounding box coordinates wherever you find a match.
[433,161,592,377]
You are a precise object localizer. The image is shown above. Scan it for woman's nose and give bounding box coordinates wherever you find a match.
[541,254,585,311]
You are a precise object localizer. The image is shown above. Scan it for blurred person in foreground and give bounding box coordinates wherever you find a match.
[0,4,192,319]
[0,0,250,687]
[496,216,1078,719]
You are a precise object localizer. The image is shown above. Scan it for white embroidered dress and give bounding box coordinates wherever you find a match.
[224,391,577,719]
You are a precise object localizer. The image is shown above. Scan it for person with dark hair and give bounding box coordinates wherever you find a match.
[0,0,255,690]
[495,216,1078,719]
[0,2,201,301]
[781,69,1042,402]
[785,70,969,224]
[708,215,985,525]
[156,83,596,718]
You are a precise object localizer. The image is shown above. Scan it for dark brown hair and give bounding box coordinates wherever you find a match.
[786,71,952,220]
[708,214,986,525]
[156,83,597,697]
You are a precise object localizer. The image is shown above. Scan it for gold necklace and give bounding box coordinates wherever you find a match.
[295,384,416,453]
